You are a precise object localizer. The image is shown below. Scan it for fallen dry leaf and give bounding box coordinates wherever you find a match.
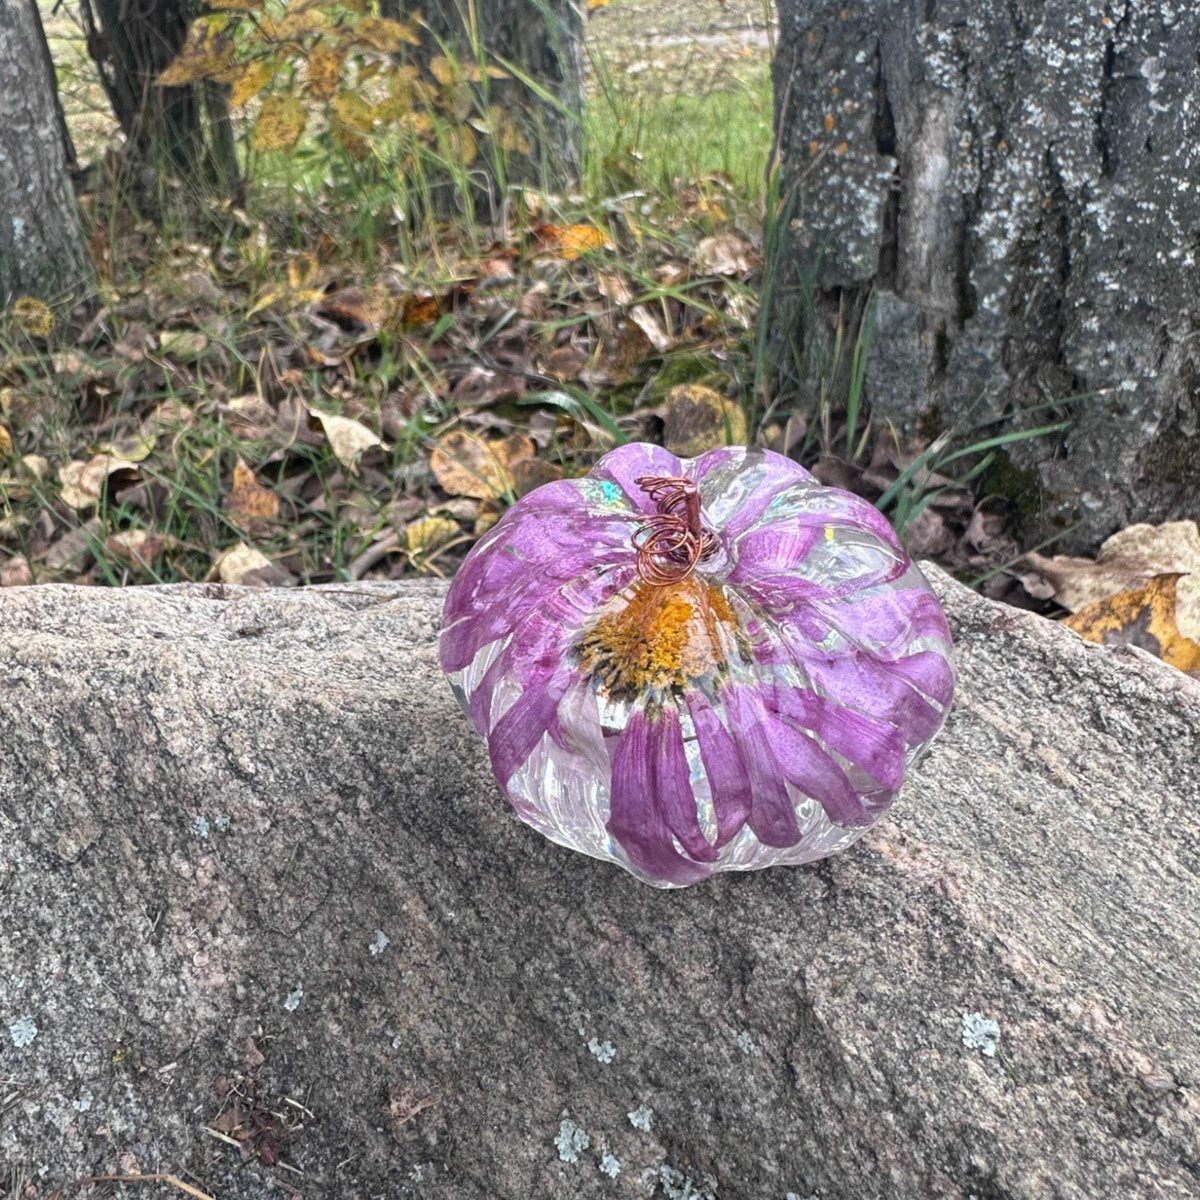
[0,454,48,502]
[662,384,747,456]
[223,394,279,441]
[452,366,526,408]
[158,329,209,362]
[1065,573,1200,677]
[224,459,281,526]
[44,518,102,574]
[430,430,535,500]
[626,304,673,354]
[474,499,503,536]
[0,424,11,456]
[59,455,140,510]
[1022,521,1200,625]
[315,283,392,333]
[307,408,385,474]
[694,233,757,276]
[0,555,32,587]
[214,542,279,583]
[100,430,157,463]
[105,529,173,567]
[11,296,54,337]
[404,514,460,564]
[510,456,564,497]
[399,293,442,329]
[537,222,612,261]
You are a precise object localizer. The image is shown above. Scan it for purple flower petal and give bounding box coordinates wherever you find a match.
[652,706,719,863]
[727,524,822,582]
[487,663,575,785]
[819,488,905,551]
[686,691,752,847]
[606,709,711,885]
[687,447,816,540]
[800,651,949,743]
[591,443,684,512]
[768,687,906,792]
[442,554,636,674]
[766,712,871,827]
[730,537,909,607]
[884,648,955,706]
[723,686,801,847]
[725,685,870,834]
[815,586,952,650]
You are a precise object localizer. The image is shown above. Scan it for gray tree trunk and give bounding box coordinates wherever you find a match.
[387,0,583,199]
[80,0,240,197]
[0,0,93,302]
[0,571,1198,1195]
[770,1,1200,554]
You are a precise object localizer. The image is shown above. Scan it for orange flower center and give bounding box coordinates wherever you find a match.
[578,577,741,696]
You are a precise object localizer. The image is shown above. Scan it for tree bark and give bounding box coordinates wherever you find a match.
[389,0,584,203]
[770,0,1200,554]
[0,0,94,303]
[81,0,239,194]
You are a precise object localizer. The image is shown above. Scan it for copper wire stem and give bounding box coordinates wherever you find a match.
[632,474,717,586]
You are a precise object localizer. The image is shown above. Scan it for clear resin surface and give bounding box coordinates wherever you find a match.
[440,443,955,887]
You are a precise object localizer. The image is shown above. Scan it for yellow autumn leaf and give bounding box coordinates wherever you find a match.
[396,109,435,139]
[194,12,233,35]
[11,297,53,336]
[332,90,374,132]
[541,223,611,260]
[224,458,281,526]
[229,58,275,106]
[156,24,233,85]
[261,7,328,39]
[430,430,534,500]
[388,63,421,108]
[474,107,530,155]
[329,90,374,157]
[587,0,612,8]
[439,122,477,164]
[404,514,460,565]
[428,55,457,86]
[431,54,507,84]
[307,43,345,99]
[1065,573,1200,676]
[662,384,748,456]
[252,94,307,151]
[0,425,12,457]
[352,16,422,52]
[287,251,321,292]
[209,0,262,9]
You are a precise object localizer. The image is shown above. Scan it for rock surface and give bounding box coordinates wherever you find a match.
[771,0,1200,553]
[0,571,1198,1198]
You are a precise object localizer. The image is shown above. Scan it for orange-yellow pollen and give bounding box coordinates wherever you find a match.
[578,577,740,696]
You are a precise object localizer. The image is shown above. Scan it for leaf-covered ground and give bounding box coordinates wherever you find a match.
[10,0,1198,676]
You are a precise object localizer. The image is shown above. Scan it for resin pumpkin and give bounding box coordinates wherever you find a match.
[439,443,954,887]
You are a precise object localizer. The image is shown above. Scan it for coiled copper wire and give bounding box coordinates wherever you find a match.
[632,475,718,586]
